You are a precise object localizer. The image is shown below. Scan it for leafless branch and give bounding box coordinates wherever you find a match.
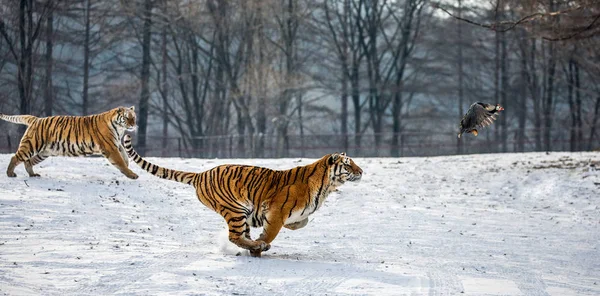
[431,2,598,41]
[542,13,600,41]
[0,20,18,61]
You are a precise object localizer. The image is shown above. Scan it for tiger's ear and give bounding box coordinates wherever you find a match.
[340,152,346,156]
[328,153,341,165]
[129,106,135,112]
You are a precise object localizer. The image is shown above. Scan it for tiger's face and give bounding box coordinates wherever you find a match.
[114,106,137,132]
[327,152,363,184]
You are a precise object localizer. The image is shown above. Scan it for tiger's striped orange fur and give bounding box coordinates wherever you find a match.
[123,134,363,257]
[1,106,138,179]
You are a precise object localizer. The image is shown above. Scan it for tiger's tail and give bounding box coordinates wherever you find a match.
[122,134,197,185]
[0,113,37,126]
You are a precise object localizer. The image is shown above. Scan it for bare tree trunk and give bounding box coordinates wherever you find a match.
[160,24,168,157]
[189,36,204,157]
[19,0,32,117]
[341,0,350,153]
[351,62,361,154]
[256,4,266,158]
[82,0,90,115]
[542,0,557,152]
[361,0,383,154]
[211,62,225,136]
[500,29,508,152]
[456,0,464,154]
[566,59,576,151]
[517,33,527,152]
[297,93,305,157]
[341,64,349,152]
[235,103,245,157]
[391,84,403,157]
[493,2,500,152]
[351,1,363,155]
[44,6,53,116]
[574,61,582,151]
[589,96,600,150]
[531,40,542,151]
[137,0,152,155]
[14,0,36,136]
[543,41,556,151]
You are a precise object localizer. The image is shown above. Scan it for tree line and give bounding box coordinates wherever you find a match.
[0,0,599,157]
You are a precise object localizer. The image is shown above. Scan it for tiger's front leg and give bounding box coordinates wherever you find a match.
[102,147,138,179]
[251,220,282,258]
[251,185,307,257]
[118,145,129,166]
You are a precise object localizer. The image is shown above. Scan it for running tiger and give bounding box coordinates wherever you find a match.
[1,106,138,179]
[123,134,363,257]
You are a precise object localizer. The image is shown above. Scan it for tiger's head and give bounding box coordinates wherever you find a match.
[326,152,363,184]
[113,106,137,132]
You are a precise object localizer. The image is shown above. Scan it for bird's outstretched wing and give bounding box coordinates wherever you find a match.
[470,103,499,129]
[458,103,500,138]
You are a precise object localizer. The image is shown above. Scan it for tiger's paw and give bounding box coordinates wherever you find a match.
[249,241,271,257]
[7,172,16,178]
[253,240,270,251]
[261,242,271,252]
[28,174,41,177]
[126,173,139,180]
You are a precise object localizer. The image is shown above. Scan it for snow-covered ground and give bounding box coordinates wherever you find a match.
[0,152,599,295]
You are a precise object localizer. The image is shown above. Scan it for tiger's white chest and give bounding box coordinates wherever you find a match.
[285,187,333,225]
[286,205,314,225]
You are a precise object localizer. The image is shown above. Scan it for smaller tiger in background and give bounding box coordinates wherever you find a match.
[0,106,138,179]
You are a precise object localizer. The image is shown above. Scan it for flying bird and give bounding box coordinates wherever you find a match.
[458,102,504,138]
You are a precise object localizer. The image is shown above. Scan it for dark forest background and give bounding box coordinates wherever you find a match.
[0,0,599,158]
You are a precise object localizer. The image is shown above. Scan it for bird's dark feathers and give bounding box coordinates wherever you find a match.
[458,102,503,138]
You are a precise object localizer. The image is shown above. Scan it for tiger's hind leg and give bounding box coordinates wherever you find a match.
[24,154,48,177]
[7,141,35,177]
[224,212,269,256]
[7,155,22,177]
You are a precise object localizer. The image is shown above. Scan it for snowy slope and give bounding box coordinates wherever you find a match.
[0,152,599,296]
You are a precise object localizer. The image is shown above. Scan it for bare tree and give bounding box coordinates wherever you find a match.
[159,4,169,157]
[44,1,54,116]
[0,0,53,118]
[82,0,91,115]
[389,0,425,157]
[137,0,153,155]
[516,28,528,152]
[322,0,366,154]
[456,0,464,154]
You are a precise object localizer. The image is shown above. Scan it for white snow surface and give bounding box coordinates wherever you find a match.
[0,152,599,296]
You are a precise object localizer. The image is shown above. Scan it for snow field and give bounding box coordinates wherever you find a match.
[0,152,599,295]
